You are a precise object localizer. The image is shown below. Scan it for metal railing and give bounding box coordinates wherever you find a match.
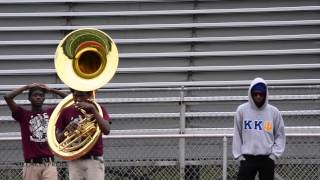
[0,128,319,180]
[0,85,319,179]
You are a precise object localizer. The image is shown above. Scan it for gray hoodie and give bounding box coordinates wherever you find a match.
[232,77,286,161]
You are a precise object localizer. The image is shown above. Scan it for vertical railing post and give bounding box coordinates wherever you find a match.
[222,136,228,180]
[179,86,186,180]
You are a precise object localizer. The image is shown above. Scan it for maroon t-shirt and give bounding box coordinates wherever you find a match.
[56,104,110,157]
[12,106,55,160]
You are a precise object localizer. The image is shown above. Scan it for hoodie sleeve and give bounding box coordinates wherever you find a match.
[270,109,286,161]
[232,107,243,159]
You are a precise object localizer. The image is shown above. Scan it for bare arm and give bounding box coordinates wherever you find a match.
[3,84,32,113]
[56,121,78,142]
[92,107,111,135]
[76,101,111,135]
[48,88,67,98]
[232,108,244,160]
[38,84,67,98]
[56,128,64,143]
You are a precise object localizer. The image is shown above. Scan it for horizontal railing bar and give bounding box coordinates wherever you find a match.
[186,110,320,117]
[105,161,179,167]
[120,49,320,58]
[101,64,320,73]
[0,79,320,90]
[84,84,320,92]
[87,110,320,118]
[111,133,320,139]
[1,94,319,105]
[0,0,195,4]
[0,20,319,31]
[1,34,320,46]
[0,127,319,140]
[1,64,320,75]
[1,110,320,121]
[0,85,318,93]
[95,79,320,88]
[1,6,319,17]
[0,159,317,167]
[0,49,319,61]
[0,160,318,167]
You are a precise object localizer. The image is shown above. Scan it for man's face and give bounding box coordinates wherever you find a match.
[29,89,45,107]
[252,90,266,108]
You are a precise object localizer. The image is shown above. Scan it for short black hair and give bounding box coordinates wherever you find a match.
[69,88,93,95]
[28,86,46,98]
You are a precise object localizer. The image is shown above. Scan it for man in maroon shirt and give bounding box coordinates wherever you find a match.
[56,89,111,180]
[3,83,67,180]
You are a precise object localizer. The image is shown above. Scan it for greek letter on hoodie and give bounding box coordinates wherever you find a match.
[232,77,286,161]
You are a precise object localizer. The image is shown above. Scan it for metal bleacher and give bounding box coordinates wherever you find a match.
[0,0,319,144]
[0,0,319,179]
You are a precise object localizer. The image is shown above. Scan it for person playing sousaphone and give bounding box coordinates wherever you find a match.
[56,88,111,180]
[47,28,118,180]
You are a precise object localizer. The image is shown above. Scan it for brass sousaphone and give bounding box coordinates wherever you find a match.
[47,28,118,160]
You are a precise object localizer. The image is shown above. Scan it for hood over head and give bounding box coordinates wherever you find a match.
[248,77,268,109]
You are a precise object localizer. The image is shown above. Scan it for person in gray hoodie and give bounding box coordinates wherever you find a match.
[232,77,286,180]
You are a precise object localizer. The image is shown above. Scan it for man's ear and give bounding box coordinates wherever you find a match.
[88,91,94,97]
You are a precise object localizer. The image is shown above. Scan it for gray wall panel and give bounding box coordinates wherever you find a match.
[113,73,188,83]
[0,60,53,69]
[0,18,66,27]
[193,55,320,66]
[70,16,194,25]
[0,31,64,41]
[118,58,191,68]
[73,2,194,11]
[106,103,180,114]
[109,29,193,39]
[0,45,55,55]
[188,99,320,112]
[0,75,58,85]
[197,26,320,37]
[0,4,68,13]
[193,40,320,52]
[118,43,191,54]
[198,0,320,9]
[191,70,320,81]
[197,12,320,23]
